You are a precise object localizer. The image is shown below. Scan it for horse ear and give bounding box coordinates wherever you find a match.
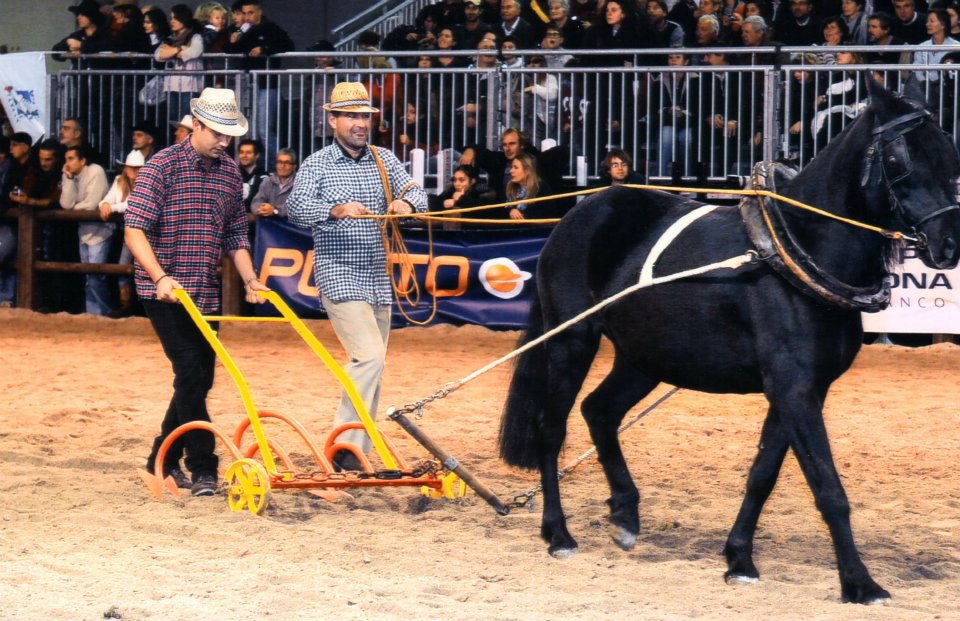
[901,74,927,106]
[865,71,890,106]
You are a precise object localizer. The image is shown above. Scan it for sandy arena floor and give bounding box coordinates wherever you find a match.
[0,308,957,620]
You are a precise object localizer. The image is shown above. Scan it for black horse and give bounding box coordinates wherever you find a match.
[498,78,960,603]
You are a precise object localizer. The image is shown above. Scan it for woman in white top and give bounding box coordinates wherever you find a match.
[99,150,145,314]
[154,4,204,122]
[913,9,960,83]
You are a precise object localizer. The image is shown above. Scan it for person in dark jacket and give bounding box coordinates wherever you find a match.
[228,0,294,164]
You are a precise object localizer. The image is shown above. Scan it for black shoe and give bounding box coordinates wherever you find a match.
[331,450,363,472]
[191,474,218,497]
[166,468,192,490]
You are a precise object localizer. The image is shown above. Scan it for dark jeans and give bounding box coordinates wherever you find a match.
[143,299,219,478]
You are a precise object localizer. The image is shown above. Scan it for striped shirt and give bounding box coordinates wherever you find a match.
[125,139,249,313]
[287,142,427,305]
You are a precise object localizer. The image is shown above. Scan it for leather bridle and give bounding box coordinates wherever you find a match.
[860,106,960,249]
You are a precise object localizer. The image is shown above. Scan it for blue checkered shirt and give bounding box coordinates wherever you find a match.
[287,143,427,306]
[125,140,249,313]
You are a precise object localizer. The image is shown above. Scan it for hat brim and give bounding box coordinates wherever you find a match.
[116,158,145,167]
[322,103,380,114]
[190,99,249,137]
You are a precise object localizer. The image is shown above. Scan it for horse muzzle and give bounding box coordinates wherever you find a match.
[913,205,960,270]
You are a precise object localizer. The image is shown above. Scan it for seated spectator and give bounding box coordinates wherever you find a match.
[251,148,297,218]
[99,149,145,316]
[308,39,340,140]
[581,0,643,67]
[814,16,849,64]
[598,148,645,186]
[506,153,558,220]
[813,49,869,145]
[499,0,542,50]
[540,25,575,67]
[841,0,869,44]
[521,55,561,139]
[648,0,686,52]
[548,0,586,49]
[2,132,33,210]
[696,0,735,44]
[778,0,822,45]
[155,4,205,122]
[430,163,497,229]
[411,4,443,50]
[912,9,959,83]
[947,2,960,39]
[867,12,907,69]
[237,138,266,211]
[60,144,112,316]
[693,15,724,64]
[460,127,531,201]
[649,51,701,177]
[460,0,495,50]
[570,0,598,26]
[892,0,928,44]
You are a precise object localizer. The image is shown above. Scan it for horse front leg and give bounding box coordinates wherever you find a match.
[776,390,891,604]
[724,406,789,584]
[581,358,658,551]
[538,331,600,558]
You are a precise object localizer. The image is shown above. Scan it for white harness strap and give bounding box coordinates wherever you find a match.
[639,204,720,286]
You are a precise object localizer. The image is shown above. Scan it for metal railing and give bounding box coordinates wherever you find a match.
[46,47,960,185]
[331,0,437,52]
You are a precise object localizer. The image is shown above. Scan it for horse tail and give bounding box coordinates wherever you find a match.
[498,293,548,471]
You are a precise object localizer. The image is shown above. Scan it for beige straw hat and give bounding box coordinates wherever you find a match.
[322,82,379,113]
[189,88,249,137]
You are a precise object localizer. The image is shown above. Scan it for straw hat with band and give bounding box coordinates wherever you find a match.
[190,88,249,137]
[323,82,379,114]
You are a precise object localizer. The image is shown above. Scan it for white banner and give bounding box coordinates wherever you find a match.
[0,52,48,142]
[862,246,960,334]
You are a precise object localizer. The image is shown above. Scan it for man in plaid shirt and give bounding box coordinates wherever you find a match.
[288,82,427,471]
[126,88,269,497]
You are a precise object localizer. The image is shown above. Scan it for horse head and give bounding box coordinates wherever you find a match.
[862,76,960,270]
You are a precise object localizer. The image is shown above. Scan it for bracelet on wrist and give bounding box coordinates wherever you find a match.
[245,276,259,286]
[154,274,170,285]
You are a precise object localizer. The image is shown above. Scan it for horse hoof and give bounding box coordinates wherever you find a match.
[610,525,637,551]
[724,573,759,585]
[549,546,579,559]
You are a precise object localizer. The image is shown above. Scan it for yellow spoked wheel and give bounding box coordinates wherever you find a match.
[421,472,469,500]
[225,459,271,515]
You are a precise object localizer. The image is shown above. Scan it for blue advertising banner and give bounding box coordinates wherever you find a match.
[253,218,551,329]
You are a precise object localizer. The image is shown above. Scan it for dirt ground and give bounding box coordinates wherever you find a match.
[0,308,958,621]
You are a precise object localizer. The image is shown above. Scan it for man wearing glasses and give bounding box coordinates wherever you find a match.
[287,82,427,472]
[251,148,298,218]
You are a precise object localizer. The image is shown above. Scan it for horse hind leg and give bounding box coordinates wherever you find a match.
[580,357,658,551]
[723,406,790,585]
[538,327,602,558]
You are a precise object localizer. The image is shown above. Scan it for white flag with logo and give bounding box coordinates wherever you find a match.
[0,52,48,142]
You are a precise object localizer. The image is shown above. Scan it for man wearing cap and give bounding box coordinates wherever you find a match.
[288,82,428,472]
[125,88,269,497]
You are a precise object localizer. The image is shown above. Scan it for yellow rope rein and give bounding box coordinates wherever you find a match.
[358,181,912,327]
[359,184,911,240]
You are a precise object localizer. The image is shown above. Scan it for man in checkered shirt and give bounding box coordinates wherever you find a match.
[288,82,427,472]
[126,88,269,497]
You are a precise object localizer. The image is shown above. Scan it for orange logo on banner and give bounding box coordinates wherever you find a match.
[479,258,532,299]
[388,253,469,298]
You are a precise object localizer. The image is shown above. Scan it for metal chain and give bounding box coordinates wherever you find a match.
[393,381,463,419]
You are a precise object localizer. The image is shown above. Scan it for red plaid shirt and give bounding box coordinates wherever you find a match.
[126,139,249,313]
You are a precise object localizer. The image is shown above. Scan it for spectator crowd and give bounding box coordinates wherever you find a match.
[1,0,959,316]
